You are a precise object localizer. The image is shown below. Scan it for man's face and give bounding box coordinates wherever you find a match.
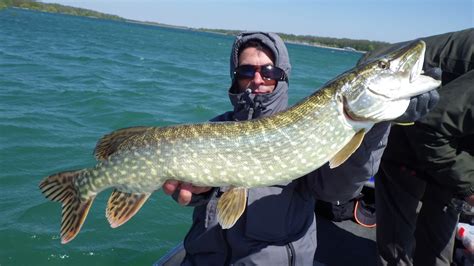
[236,47,277,94]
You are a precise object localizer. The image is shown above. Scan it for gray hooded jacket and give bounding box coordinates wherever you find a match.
[212,31,291,122]
[181,32,390,265]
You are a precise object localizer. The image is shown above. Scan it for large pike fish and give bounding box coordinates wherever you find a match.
[40,40,440,244]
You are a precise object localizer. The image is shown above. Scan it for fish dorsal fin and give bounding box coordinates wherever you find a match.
[94,126,150,160]
[106,189,151,228]
[217,187,248,229]
[329,129,366,168]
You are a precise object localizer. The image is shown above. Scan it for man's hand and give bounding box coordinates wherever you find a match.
[395,68,441,124]
[394,89,440,123]
[162,180,212,205]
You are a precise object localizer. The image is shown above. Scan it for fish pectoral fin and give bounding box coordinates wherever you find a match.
[94,126,152,160]
[106,189,151,228]
[39,169,94,244]
[216,187,248,229]
[329,129,366,168]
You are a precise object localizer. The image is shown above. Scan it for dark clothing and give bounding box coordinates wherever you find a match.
[367,29,474,265]
[375,28,474,199]
[376,161,461,265]
[383,71,474,198]
[310,121,390,203]
[181,32,390,265]
[182,32,317,266]
[183,181,317,266]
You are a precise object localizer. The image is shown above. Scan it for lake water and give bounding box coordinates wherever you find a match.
[0,8,361,265]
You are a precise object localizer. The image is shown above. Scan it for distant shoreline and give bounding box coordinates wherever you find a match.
[3,1,388,52]
[284,40,366,53]
[125,18,367,53]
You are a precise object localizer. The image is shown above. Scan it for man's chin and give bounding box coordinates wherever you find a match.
[253,90,273,95]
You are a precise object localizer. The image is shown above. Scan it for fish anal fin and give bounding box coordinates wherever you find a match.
[38,170,94,244]
[106,189,151,228]
[94,126,151,161]
[217,187,247,229]
[329,129,366,168]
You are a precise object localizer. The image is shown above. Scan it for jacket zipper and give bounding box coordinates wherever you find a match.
[286,242,296,266]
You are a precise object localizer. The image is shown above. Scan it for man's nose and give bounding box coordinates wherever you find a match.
[252,71,265,84]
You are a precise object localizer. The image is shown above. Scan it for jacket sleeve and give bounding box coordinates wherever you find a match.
[358,28,473,77]
[405,70,474,198]
[422,28,473,79]
[404,29,474,197]
[359,29,474,198]
[306,122,391,203]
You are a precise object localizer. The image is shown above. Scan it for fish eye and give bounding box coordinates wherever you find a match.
[378,59,390,70]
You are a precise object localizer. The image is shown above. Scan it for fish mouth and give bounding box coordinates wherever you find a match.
[393,40,441,100]
[341,40,440,122]
[409,49,423,83]
[367,40,437,100]
[394,40,428,83]
[402,42,426,83]
[401,41,425,84]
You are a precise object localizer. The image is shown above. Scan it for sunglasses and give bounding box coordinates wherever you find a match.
[233,64,287,81]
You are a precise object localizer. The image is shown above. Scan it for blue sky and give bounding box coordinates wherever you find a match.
[43,0,472,43]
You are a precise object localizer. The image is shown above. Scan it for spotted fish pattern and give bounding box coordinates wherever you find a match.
[39,40,440,244]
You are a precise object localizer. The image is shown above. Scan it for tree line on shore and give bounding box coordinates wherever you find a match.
[0,0,124,20]
[1,0,390,52]
[199,28,389,52]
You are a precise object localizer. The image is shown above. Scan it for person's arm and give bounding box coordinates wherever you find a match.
[359,29,473,83]
[308,35,441,203]
[405,70,474,199]
[308,122,390,202]
[421,28,473,79]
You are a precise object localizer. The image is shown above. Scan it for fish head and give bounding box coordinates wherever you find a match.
[340,40,441,122]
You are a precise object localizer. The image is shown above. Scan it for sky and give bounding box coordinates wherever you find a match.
[42,0,473,43]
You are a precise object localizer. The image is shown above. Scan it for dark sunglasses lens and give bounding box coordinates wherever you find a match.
[260,65,284,80]
[235,65,286,81]
[235,65,256,79]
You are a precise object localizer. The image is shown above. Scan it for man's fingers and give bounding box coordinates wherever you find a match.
[162,180,179,195]
[178,188,193,205]
[162,180,213,205]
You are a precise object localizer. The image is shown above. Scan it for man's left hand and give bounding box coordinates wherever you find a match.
[395,68,441,123]
[395,89,440,123]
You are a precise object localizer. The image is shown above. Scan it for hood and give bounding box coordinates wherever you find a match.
[228,32,291,121]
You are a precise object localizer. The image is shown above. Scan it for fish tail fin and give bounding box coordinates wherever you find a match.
[39,170,95,244]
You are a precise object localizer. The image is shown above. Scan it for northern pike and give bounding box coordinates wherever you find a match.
[39,40,440,244]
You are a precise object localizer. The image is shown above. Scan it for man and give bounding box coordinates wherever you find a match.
[162,31,436,265]
[361,28,473,265]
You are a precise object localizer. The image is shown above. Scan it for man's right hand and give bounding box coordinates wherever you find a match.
[394,89,440,123]
[162,180,212,205]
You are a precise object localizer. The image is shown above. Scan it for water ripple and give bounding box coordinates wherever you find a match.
[0,8,361,265]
